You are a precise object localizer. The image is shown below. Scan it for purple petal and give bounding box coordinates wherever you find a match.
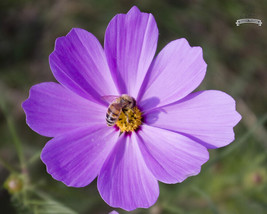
[138,38,207,111]
[50,28,118,104]
[105,6,158,97]
[145,90,241,149]
[41,126,118,187]
[137,125,209,183]
[97,134,159,211]
[22,82,106,137]
[109,211,119,214]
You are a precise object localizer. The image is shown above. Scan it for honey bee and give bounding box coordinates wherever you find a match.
[102,94,136,126]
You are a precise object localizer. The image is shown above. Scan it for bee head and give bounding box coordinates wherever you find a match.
[121,94,136,109]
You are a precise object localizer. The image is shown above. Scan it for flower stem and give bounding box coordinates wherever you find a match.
[7,115,26,170]
[0,95,26,171]
[0,156,17,173]
[0,94,28,205]
[27,150,41,165]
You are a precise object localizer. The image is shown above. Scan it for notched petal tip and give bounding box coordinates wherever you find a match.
[232,103,242,127]
[138,125,209,184]
[22,82,107,138]
[139,37,207,110]
[235,111,242,124]
[127,5,155,17]
[22,94,32,129]
[98,135,159,211]
[211,90,242,126]
[144,90,242,149]
[49,25,118,102]
[174,37,207,67]
[51,28,84,52]
[128,5,141,14]
[104,4,158,97]
[41,150,87,188]
[22,82,56,137]
[21,93,30,112]
[108,5,143,22]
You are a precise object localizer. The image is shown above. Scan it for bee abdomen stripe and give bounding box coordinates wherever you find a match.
[107,108,119,117]
[106,116,116,122]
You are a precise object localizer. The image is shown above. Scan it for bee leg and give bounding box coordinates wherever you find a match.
[122,109,130,123]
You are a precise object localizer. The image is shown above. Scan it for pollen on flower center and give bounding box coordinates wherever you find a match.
[116,106,142,132]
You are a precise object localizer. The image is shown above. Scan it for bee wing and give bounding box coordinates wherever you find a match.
[101,95,120,104]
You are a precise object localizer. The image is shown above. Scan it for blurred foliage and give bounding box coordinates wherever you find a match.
[0,0,267,213]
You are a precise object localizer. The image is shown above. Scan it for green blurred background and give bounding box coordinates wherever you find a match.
[0,0,267,213]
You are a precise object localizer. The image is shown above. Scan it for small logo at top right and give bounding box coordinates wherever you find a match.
[236,18,262,26]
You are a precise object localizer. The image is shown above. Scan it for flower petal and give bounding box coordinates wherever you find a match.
[105,6,158,97]
[109,211,119,214]
[22,82,106,137]
[50,28,118,104]
[41,126,118,187]
[98,134,159,211]
[138,38,207,111]
[145,90,241,149]
[137,125,209,184]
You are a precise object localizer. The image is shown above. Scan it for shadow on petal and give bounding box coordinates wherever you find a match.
[139,96,160,112]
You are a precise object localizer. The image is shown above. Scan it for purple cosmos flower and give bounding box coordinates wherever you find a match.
[22,6,241,211]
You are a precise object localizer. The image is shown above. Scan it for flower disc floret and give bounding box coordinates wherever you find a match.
[116,106,142,132]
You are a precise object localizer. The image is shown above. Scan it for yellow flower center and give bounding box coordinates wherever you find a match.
[116,106,142,132]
